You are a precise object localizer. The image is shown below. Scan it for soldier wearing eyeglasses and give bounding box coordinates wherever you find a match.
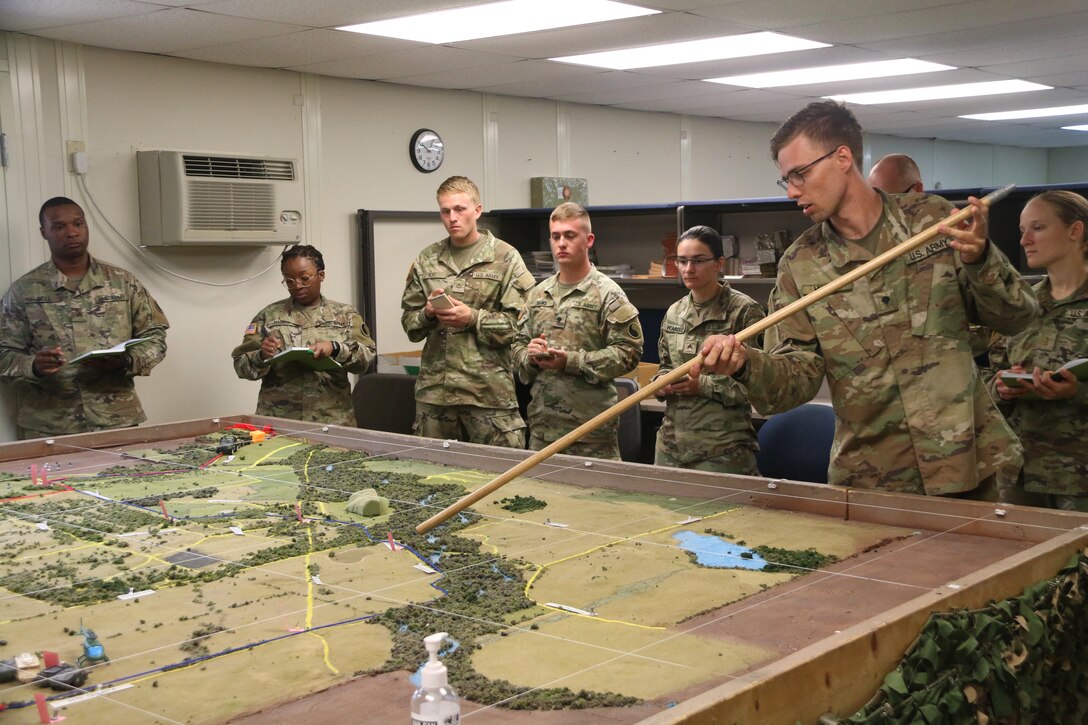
[232,244,375,426]
[696,101,1039,498]
[654,226,765,473]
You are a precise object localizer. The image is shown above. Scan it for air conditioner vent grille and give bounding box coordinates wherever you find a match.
[186,181,276,231]
[183,155,295,181]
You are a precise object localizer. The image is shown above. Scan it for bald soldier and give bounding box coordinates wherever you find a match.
[0,197,169,439]
[696,101,1039,498]
[869,153,923,195]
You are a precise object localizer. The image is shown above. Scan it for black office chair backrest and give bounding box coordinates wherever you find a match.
[353,373,417,434]
[756,403,835,483]
[614,377,641,463]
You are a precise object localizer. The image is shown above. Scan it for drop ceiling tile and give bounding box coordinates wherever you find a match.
[288,45,519,80]
[480,70,673,99]
[176,28,406,67]
[622,89,801,115]
[388,59,595,89]
[857,14,1088,56]
[554,79,731,105]
[780,0,1083,46]
[29,7,304,54]
[926,33,1088,68]
[980,53,1088,82]
[692,0,974,31]
[0,0,158,31]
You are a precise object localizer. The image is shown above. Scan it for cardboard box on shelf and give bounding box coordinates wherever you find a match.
[530,177,588,207]
[377,350,422,376]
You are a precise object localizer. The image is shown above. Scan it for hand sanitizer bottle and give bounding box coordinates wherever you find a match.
[411,631,460,725]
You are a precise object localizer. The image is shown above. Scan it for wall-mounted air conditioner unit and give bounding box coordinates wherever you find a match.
[137,150,304,246]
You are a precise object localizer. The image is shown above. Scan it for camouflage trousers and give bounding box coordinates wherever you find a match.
[654,444,759,476]
[413,402,526,449]
[528,433,619,461]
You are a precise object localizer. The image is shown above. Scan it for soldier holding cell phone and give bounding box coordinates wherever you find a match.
[401,176,535,448]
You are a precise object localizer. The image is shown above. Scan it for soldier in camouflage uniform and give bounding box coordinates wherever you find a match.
[233,245,375,427]
[401,176,535,447]
[987,190,1088,511]
[654,226,765,474]
[512,203,643,460]
[0,197,169,439]
[869,154,993,364]
[697,102,1039,496]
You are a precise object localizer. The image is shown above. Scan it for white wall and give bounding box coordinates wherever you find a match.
[1048,146,1088,184]
[866,134,1050,190]
[2,33,1087,440]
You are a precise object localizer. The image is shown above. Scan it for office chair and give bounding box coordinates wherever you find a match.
[614,377,642,463]
[756,403,835,483]
[353,373,418,434]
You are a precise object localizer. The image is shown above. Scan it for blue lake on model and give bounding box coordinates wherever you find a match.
[672,530,768,570]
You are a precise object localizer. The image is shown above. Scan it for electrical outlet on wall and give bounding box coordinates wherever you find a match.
[66,140,85,172]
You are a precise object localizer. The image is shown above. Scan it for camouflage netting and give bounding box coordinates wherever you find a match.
[837,548,1087,725]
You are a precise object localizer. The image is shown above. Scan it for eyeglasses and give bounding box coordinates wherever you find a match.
[281,274,317,289]
[675,256,717,268]
[776,147,840,191]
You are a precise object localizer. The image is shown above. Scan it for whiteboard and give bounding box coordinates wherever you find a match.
[371,217,444,354]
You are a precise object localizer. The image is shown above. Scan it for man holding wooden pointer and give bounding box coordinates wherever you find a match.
[695,101,1040,498]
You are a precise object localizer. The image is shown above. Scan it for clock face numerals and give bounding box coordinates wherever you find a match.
[410,129,444,173]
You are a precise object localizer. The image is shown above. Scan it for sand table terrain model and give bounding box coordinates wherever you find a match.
[0,418,1081,723]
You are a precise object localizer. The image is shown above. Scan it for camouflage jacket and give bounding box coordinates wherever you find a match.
[0,255,169,437]
[400,230,535,409]
[513,267,643,447]
[986,277,1088,495]
[741,191,1039,495]
[232,296,376,427]
[656,284,765,464]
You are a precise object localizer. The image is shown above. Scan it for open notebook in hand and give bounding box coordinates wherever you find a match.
[268,346,342,371]
[999,358,1088,389]
[69,338,151,363]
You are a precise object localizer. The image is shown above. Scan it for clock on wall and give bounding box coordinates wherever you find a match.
[410,128,444,173]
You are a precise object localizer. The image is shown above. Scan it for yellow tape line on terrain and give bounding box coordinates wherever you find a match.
[304,520,339,674]
[241,441,305,470]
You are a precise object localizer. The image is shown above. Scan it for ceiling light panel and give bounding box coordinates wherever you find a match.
[336,0,658,44]
[828,80,1051,105]
[1063,124,1088,132]
[550,31,830,70]
[706,59,953,88]
[961,103,1088,121]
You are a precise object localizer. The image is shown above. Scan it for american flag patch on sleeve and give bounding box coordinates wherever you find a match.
[245,322,257,335]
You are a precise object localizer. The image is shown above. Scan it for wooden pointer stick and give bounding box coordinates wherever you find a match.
[416,184,1015,534]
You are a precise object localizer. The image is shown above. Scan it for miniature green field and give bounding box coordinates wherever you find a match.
[0,435,912,723]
